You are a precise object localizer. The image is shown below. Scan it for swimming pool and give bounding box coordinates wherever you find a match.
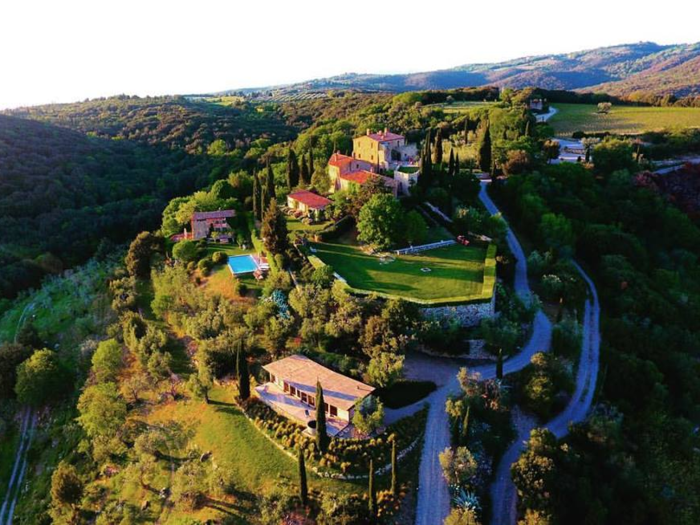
[227,254,259,275]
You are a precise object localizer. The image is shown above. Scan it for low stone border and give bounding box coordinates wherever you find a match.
[240,405,423,481]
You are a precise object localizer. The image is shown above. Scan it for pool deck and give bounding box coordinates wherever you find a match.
[227,254,270,275]
[254,382,350,437]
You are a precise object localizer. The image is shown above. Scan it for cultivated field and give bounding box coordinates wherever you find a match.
[433,101,494,114]
[549,103,700,136]
[310,241,496,304]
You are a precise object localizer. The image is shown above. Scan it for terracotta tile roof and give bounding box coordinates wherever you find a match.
[328,152,354,167]
[192,210,236,221]
[366,130,404,142]
[340,171,399,189]
[263,354,375,411]
[288,190,331,209]
[339,170,376,185]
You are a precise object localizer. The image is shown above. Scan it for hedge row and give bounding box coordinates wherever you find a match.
[243,398,427,476]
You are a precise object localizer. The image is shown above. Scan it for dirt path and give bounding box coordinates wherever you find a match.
[0,409,38,525]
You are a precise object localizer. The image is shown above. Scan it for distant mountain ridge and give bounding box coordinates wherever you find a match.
[231,42,700,98]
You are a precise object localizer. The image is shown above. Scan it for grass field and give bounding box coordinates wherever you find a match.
[286,216,331,239]
[310,241,494,304]
[549,103,700,136]
[433,101,494,114]
[112,385,364,523]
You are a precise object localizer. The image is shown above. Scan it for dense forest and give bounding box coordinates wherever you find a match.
[0,97,296,300]
[495,155,700,523]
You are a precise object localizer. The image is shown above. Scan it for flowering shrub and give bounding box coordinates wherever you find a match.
[243,399,426,475]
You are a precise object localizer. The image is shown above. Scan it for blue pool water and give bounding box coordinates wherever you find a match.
[227,254,259,275]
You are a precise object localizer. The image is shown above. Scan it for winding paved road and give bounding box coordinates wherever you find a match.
[415,182,600,525]
[489,261,600,525]
[414,182,552,525]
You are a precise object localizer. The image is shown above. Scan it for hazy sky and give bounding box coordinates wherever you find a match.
[2,0,699,109]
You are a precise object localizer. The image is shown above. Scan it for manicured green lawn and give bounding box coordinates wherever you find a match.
[310,241,491,304]
[204,244,253,258]
[286,216,331,240]
[549,103,700,136]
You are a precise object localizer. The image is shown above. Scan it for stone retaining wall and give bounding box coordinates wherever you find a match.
[421,292,496,327]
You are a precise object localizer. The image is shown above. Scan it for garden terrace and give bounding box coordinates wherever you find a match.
[308,240,496,305]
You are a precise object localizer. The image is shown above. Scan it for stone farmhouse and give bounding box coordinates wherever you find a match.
[255,354,375,436]
[190,210,235,241]
[353,128,418,170]
[327,128,420,197]
[287,189,332,216]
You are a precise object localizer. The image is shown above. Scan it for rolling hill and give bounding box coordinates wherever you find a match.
[231,41,700,98]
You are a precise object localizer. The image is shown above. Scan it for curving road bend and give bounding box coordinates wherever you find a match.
[414,182,552,525]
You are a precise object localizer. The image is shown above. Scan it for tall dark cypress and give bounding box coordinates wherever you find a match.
[236,345,250,401]
[455,152,460,175]
[477,121,492,174]
[447,149,455,177]
[308,148,314,178]
[464,117,470,143]
[298,448,308,506]
[286,148,299,189]
[300,157,310,186]
[252,172,260,220]
[316,381,329,453]
[420,130,432,187]
[496,348,504,380]
[266,158,276,202]
[368,459,377,519]
[433,128,443,165]
[525,119,531,138]
[391,437,398,496]
[260,183,267,220]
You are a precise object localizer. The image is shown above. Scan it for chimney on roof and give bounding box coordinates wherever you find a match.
[384,127,388,134]
[366,128,370,135]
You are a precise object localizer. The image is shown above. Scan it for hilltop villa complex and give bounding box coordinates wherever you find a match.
[327,128,420,196]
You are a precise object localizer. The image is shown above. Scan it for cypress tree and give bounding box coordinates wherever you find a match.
[496,348,504,380]
[455,152,460,175]
[477,121,492,174]
[236,345,250,401]
[433,128,443,165]
[463,117,470,143]
[260,183,268,219]
[252,172,261,220]
[300,157,310,186]
[462,404,470,445]
[286,148,299,189]
[316,381,329,453]
[261,201,289,256]
[391,436,398,496]
[266,158,276,202]
[447,149,455,177]
[525,119,531,137]
[308,148,314,178]
[420,130,432,187]
[298,448,308,506]
[368,459,377,519]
